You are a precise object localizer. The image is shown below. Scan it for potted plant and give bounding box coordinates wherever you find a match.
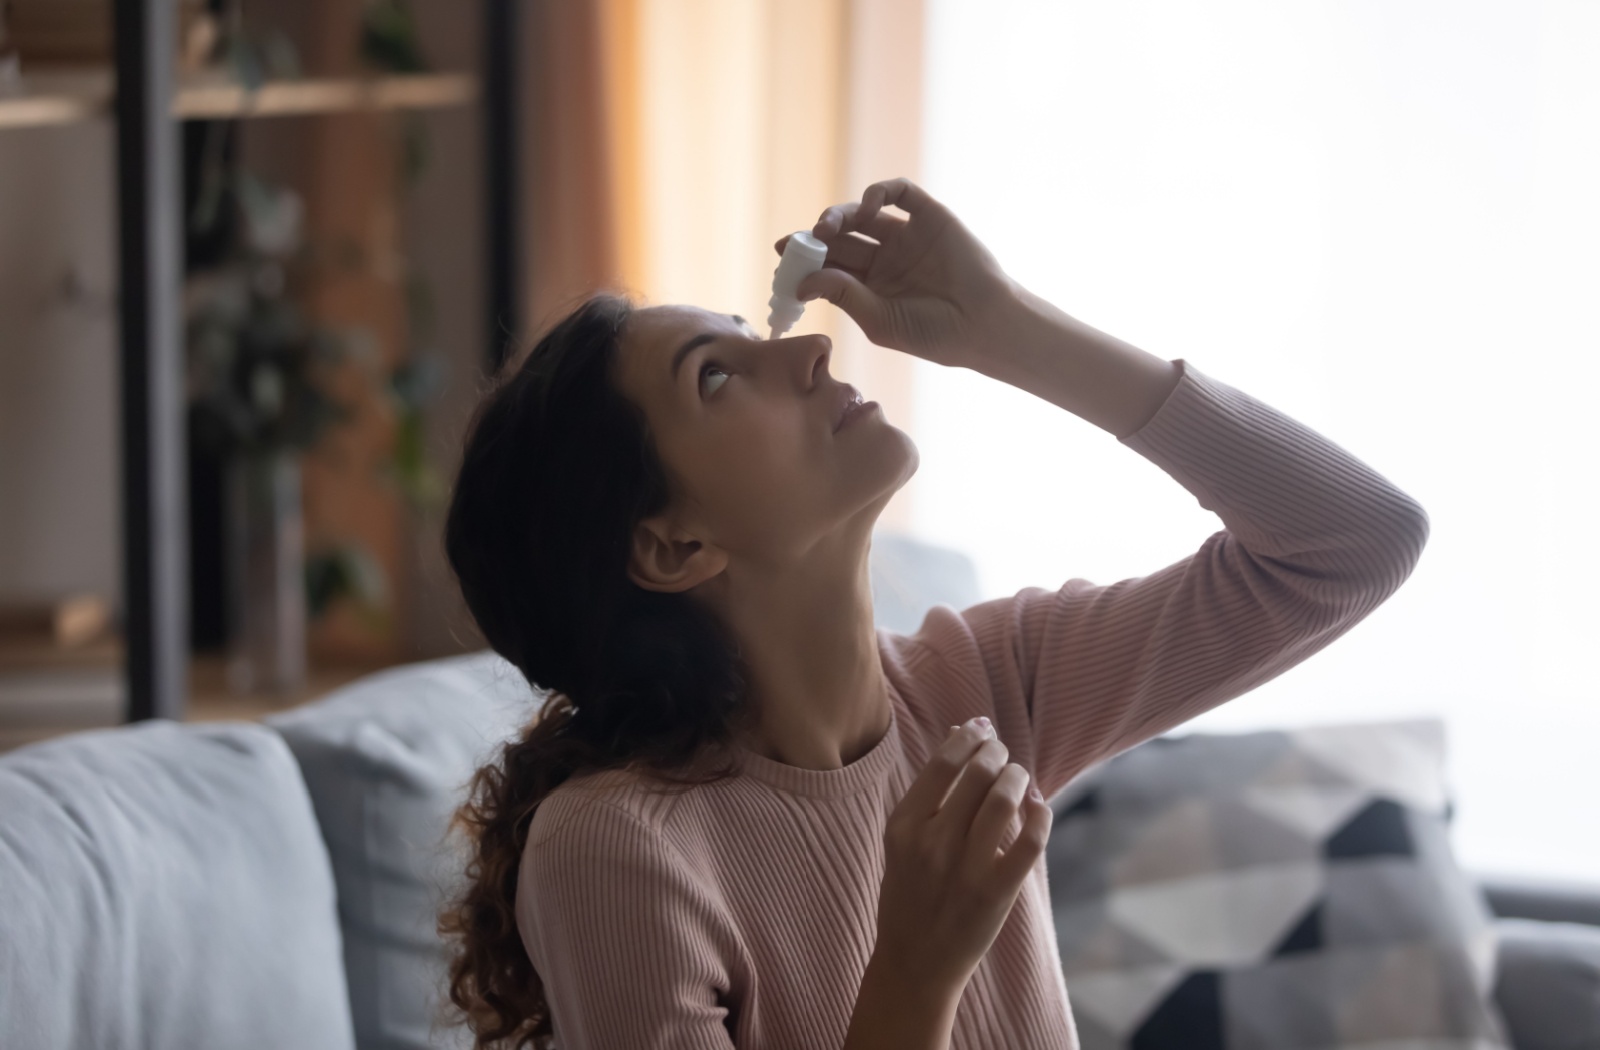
[185,167,370,694]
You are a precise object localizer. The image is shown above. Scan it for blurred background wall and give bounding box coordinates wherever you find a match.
[0,87,121,624]
[520,0,926,531]
[0,0,1594,882]
[0,0,928,675]
[911,0,1599,883]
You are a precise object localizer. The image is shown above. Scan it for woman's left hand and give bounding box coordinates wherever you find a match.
[775,178,1021,368]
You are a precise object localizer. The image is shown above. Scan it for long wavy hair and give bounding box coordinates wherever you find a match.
[438,292,758,1048]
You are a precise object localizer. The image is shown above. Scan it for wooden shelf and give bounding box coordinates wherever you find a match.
[0,69,478,130]
[0,635,120,672]
[16,1,518,724]
[0,632,394,753]
[0,76,103,127]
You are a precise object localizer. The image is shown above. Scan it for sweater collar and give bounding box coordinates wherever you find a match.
[730,689,902,799]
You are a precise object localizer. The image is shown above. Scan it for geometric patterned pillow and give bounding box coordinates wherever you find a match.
[1044,718,1514,1050]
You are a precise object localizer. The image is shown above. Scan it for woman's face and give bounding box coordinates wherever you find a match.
[613,304,918,590]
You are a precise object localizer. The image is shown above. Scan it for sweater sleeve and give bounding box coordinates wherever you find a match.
[951,357,1431,801]
[516,791,739,1050]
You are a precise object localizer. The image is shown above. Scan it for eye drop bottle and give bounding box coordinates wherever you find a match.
[767,231,829,339]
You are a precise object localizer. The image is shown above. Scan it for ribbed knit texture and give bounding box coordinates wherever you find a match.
[514,357,1432,1049]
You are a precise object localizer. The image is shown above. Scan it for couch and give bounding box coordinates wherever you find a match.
[2,531,1596,1049]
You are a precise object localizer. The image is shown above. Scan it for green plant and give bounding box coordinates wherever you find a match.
[185,172,364,462]
[360,0,450,515]
[359,0,428,76]
[187,2,453,631]
[304,542,390,632]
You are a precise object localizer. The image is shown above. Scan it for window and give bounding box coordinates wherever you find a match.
[915,0,1598,881]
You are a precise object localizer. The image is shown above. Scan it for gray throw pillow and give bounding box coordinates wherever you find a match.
[0,720,356,1050]
[1492,917,1600,1050]
[1045,718,1513,1049]
[267,650,545,1050]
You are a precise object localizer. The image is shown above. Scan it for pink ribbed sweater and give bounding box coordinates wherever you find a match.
[514,357,1430,1049]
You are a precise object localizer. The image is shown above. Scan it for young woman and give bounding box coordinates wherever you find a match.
[439,178,1430,1049]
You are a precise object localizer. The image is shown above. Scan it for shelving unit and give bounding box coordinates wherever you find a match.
[0,0,522,728]
[0,68,478,129]
[0,636,383,751]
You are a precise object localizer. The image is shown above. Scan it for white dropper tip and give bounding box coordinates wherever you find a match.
[767,231,828,339]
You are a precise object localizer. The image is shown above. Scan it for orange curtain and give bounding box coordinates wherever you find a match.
[520,0,628,331]
[520,0,926,531]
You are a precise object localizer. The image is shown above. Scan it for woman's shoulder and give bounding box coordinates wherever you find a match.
[512,766,741,965]
[877,608,993,702]
[528,767,659,845]
[527,755,733,852]
[876,602,985,669]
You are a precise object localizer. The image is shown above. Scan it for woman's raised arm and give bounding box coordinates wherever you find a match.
[793,178,1428,802]
[780,176,1181,438]
[899,357,1430,802]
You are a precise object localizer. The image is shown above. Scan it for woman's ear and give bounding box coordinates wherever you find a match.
[627,516,728,593]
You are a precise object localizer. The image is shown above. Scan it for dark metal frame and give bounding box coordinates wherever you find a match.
[483,0,521,374]
[114,0,185,721]
[112,0,519,721]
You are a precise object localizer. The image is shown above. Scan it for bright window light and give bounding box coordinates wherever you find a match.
[916,0,1599,881]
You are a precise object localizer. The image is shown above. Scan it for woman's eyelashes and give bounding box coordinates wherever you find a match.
[699,334,763,397]
[700,361,729,396]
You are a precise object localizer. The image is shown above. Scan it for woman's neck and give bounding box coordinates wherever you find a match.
[712,539,891,771]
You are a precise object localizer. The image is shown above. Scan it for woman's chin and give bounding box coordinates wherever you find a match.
[890,432,920,483]
[867,439,920,508]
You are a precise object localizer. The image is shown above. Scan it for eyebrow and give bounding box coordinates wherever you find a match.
[670,314,749,385]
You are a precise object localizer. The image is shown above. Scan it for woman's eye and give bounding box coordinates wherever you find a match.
[700,363,729,395]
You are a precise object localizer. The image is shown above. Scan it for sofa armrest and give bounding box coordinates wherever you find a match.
[1492,917,1600,1050]
[1472,870,1600,927]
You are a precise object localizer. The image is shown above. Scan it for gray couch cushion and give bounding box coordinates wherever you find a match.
[266,651,544,1050]
[869,529,981,635]
[1481,873,1600,927]
[0,719,355,1050]
[1492,917,1600,1050]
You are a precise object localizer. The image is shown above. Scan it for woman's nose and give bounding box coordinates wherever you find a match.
[791,332,832,386]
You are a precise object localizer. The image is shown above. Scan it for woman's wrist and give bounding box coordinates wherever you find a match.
[844,946,966,1050]
[966,284,1182,439]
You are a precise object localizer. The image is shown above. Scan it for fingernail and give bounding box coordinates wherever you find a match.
[1028,785,1043,801]
[975,717,991,730]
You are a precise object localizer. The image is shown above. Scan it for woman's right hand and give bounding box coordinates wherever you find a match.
[873,716,1053,995]
[774,178,1021,370]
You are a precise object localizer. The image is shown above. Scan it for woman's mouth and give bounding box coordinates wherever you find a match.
[836,391,879,432]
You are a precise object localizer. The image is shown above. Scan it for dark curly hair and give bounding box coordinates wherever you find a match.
[438,292,759,1048]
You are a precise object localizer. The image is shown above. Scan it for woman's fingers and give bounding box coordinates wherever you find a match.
[938,737,1011,839]
[817,230,879,273]
[858,177,944,225]
[896,721,992,821]
[816,202,907,245]
[966,763,1032,862]
[795,268,887,335]
[814,203,848,240]
[994,787,1053,885]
